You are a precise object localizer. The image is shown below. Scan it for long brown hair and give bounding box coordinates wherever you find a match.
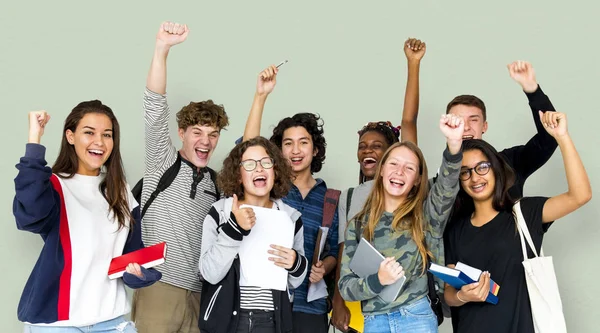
[52,100,133,230]
[354,141,431,273]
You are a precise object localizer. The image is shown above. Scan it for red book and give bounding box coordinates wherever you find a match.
[108,242,167,279]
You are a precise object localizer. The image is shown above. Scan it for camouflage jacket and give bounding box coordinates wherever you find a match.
[338,147,461,315]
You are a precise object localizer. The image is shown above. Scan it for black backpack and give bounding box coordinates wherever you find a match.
[132,153,220,218]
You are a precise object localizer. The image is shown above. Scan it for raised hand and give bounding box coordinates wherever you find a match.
[507,60,538,93]
[404,38,426,62]
[257,65,278,96]
[439,114,465,154]
[377,257,404,286]
[539,111,568,138]
[457,271,491,303]
[156,21,189,48]
[28,111,50,144]
[231,194,256,231]
[268,245,297,270]
[125,263,145,278]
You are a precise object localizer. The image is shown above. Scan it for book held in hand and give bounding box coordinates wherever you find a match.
[108,242,167,279]
[307,227,330,302]
[349,237,407,303]
[429,261,500,304]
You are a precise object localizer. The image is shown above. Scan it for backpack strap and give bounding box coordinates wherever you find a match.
[205,167,221,202]
[132,177,143,206]
[140,153,182,218]
[321,188,341,228]
[345,187,354,222]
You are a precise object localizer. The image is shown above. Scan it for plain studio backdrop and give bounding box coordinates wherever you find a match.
[1,1,598,332]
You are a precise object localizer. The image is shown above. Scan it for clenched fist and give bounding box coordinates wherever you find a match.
[156,21,189,48]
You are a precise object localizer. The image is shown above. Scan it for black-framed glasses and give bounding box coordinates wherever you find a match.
[240,157,274,171]
[459,161,492,181]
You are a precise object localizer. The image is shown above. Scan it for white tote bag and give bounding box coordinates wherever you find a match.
[513,201,567,333]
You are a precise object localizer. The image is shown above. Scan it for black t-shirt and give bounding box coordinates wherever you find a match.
[444,197,552,333]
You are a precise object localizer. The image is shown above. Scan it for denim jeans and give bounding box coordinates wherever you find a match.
[363,297,437,333]
[23,316,136,333]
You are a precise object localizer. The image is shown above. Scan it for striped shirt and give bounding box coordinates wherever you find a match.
[283,179,339,315]
[141,88,219,292]
[240,287,274,310]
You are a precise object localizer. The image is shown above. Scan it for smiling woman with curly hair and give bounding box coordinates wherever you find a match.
[217,136,293,200]
[199,136,309,333]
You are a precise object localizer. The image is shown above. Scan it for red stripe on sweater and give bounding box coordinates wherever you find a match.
[50,175,72,321]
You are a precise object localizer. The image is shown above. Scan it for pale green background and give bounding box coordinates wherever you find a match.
[1,1,599,332]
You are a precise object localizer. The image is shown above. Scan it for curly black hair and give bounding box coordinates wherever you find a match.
[357,121,400,147]
[218,136,293,200]
[269,113,326,174]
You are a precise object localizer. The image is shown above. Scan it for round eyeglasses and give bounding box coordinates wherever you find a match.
[459,161,492,181]
[240,157,274,171]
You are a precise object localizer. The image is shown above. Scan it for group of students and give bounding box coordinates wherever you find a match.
[12,21,591,333]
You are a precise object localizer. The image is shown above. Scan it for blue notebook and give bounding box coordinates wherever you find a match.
[429,262,499,304]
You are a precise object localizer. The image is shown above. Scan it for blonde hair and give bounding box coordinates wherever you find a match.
[354,141,432,273]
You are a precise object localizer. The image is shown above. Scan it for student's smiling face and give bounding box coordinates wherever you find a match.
[178,124,220,168]
[281,126,316,175]
[460,149,495,202]
[358,131,390,180]
[65,112,114,176]
[239,145,275,200]
[380,146,420,199]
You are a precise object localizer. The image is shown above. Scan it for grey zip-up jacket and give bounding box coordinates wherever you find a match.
[199,197,308,292]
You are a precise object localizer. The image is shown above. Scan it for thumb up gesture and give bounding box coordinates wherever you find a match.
[231,194,256,231]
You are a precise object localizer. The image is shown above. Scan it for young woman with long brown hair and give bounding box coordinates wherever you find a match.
[13,102,161,332]
[443,112,591,333]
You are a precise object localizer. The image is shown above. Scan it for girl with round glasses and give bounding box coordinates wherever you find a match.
[458,161,491,181]
[443,112,591,333]
[199,137,308,333]
[240,157,274,171]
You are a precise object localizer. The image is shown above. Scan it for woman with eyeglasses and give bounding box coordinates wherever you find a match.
[443,112,591,333]
[199,136,308,333]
